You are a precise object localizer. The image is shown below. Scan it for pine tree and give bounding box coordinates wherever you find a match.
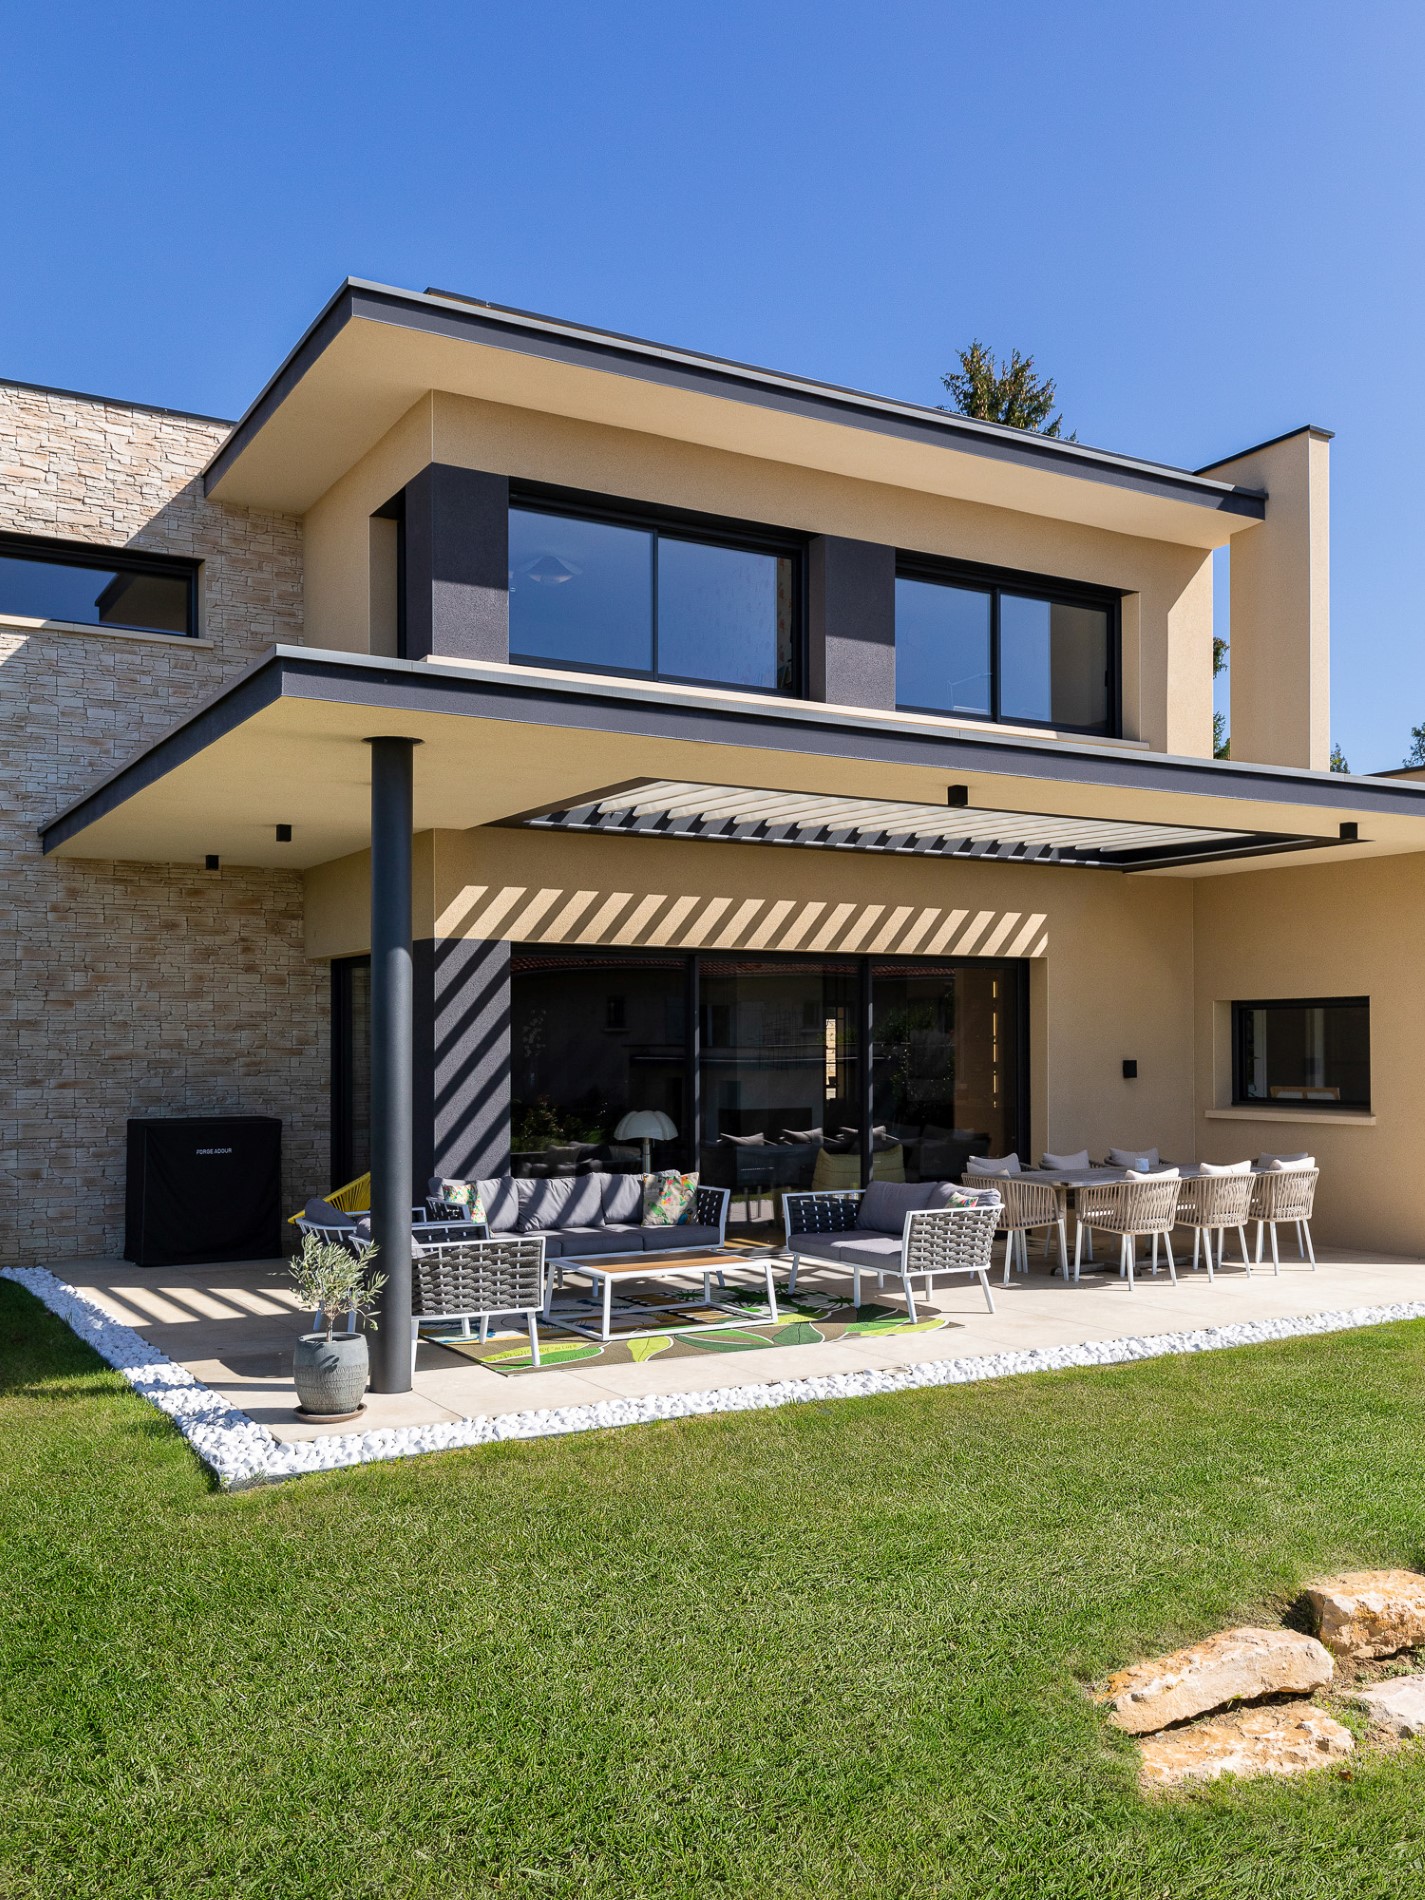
[940,341,1071,437]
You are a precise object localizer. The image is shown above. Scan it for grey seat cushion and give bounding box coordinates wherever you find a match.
[638,1223,723,1253]
[790,1225,895,1260]
[821,1234,907,1272]
[553,1226,645,1258]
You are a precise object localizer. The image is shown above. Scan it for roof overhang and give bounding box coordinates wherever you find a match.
[202,281,1265,549]
[41,648,1425,879]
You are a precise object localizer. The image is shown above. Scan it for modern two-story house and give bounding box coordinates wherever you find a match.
[7,280,1425,1392]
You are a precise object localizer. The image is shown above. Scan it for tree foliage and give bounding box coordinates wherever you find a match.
[940,341,1071,437]
[1405,722,1425,768]
[1330,743,1350,773]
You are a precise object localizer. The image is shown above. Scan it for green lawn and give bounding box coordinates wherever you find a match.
[3,1284,1425,1899]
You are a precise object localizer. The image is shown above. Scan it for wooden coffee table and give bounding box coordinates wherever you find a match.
[544,1249,781,1343]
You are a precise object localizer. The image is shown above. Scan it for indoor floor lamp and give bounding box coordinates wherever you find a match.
[613,1109,679,1182]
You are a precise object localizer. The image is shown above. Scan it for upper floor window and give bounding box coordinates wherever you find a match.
[894,561,1117,736]
[1233,997,1370,1110]
[0,532,198,638]
[508,493,799,694]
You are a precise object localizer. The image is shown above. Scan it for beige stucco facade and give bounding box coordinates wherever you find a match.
[6,281,1419,1267]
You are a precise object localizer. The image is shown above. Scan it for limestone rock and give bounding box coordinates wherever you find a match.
[1139,1703,1353,1788]
[1349,1671,1425,1738]
[1100,1626,1333,1735]
[1303,1570,1425,1659]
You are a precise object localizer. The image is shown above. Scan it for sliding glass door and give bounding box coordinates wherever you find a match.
[870,962,1022,1182]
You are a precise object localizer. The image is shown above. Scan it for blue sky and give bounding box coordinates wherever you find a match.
[3,1,1421,768]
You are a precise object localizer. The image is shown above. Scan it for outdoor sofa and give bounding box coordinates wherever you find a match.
[425,1172,731,1260]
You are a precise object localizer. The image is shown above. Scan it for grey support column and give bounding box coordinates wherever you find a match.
[367,736,417,1394]
[807,536,896,709]
[402,464,510,664]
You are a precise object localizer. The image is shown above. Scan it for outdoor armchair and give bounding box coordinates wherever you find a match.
[1174,1174,1254,1280]
[964,1173,1067,1284]
[410,1233,548,1376]
[1247,1167,1320,1272]
[1073,1176,1181,1289]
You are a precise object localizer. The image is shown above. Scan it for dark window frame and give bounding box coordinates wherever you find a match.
[894,550,1122,737]
[508,480,807,697]
[1231,994,1371,1111]
[0,529,200,638]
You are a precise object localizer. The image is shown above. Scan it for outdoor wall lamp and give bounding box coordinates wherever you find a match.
[275,824,292,842]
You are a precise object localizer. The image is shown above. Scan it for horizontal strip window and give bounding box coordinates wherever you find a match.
[1232,996,1370,1110]
[895,553,1120,737]
[508,484,803,697]
[0,531,198,638]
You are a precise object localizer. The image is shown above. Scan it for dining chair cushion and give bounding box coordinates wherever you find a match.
[1125,1166,1180,1179]
[1199,1159,1252,1174]
[1041,1150,1090,1170]
[1257,1153,1316,1170]
[1108,1146,1160,1169]
[967,1153,1021,1176]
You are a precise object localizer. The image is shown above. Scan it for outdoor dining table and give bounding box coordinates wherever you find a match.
[1014,1164,1216,1271]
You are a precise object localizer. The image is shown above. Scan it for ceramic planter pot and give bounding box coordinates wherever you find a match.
[292,1330,369,1418]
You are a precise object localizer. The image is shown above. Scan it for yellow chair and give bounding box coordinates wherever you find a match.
[288,1171,371,1225]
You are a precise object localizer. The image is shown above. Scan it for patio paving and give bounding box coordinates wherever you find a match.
[49,1241,1425,1445]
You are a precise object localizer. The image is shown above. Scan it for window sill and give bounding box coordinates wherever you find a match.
[1204,1106,1376,1127]
[0,612,212,649]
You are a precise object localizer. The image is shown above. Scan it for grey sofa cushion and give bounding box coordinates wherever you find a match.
[553,1225,644,1257]
[303,1197,355,1228]
[824,1234,906,1272]
[517,1178,575,1232]
[600,1172,645,1224]
[930,1182,1001,1209]
[478,1178,520,1232]
[858,1180,945,1233]
[638,1223,723,1253]
[789,1224,892,1259]
[555,1174,606,1229]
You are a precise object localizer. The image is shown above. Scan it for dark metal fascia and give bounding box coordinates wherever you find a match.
[203,280,1267,520]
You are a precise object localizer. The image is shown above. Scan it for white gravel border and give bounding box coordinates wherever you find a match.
[6,1264,1425,1490]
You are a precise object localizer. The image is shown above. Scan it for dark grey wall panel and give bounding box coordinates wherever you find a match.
[412,935,511,1184]
[807,535,896,710]
[402,464,510,664]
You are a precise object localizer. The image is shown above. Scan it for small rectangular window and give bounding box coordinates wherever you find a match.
[0,534,197,637]
[1232,997,1370,1109]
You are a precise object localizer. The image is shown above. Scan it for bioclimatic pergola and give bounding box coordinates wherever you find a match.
[505,779,1332,874]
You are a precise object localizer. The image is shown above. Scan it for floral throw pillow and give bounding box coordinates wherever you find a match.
[643,1170,698,1226]
[439,1179,486,1225]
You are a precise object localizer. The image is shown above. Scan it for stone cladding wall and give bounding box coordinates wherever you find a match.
[0,381,325,1261]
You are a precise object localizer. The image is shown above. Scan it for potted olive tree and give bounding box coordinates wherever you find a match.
[287,1232,387,1420]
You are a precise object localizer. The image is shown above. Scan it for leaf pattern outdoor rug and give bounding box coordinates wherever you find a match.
[430,1284,959,1376]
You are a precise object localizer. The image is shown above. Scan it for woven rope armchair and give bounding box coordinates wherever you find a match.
[1247,1168,1320,1272]
[878,1204,1001,1318]
[1073,1176,1181,1289]
[410,1234,548,1375]
[1173,1174,1254,1280]
[964,1174,1068,1285]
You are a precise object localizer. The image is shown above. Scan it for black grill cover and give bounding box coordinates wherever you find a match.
[124,1116,282,1267]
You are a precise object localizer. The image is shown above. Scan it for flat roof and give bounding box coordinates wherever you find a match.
[200,281,1268,543]
[40,647,1425,876]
